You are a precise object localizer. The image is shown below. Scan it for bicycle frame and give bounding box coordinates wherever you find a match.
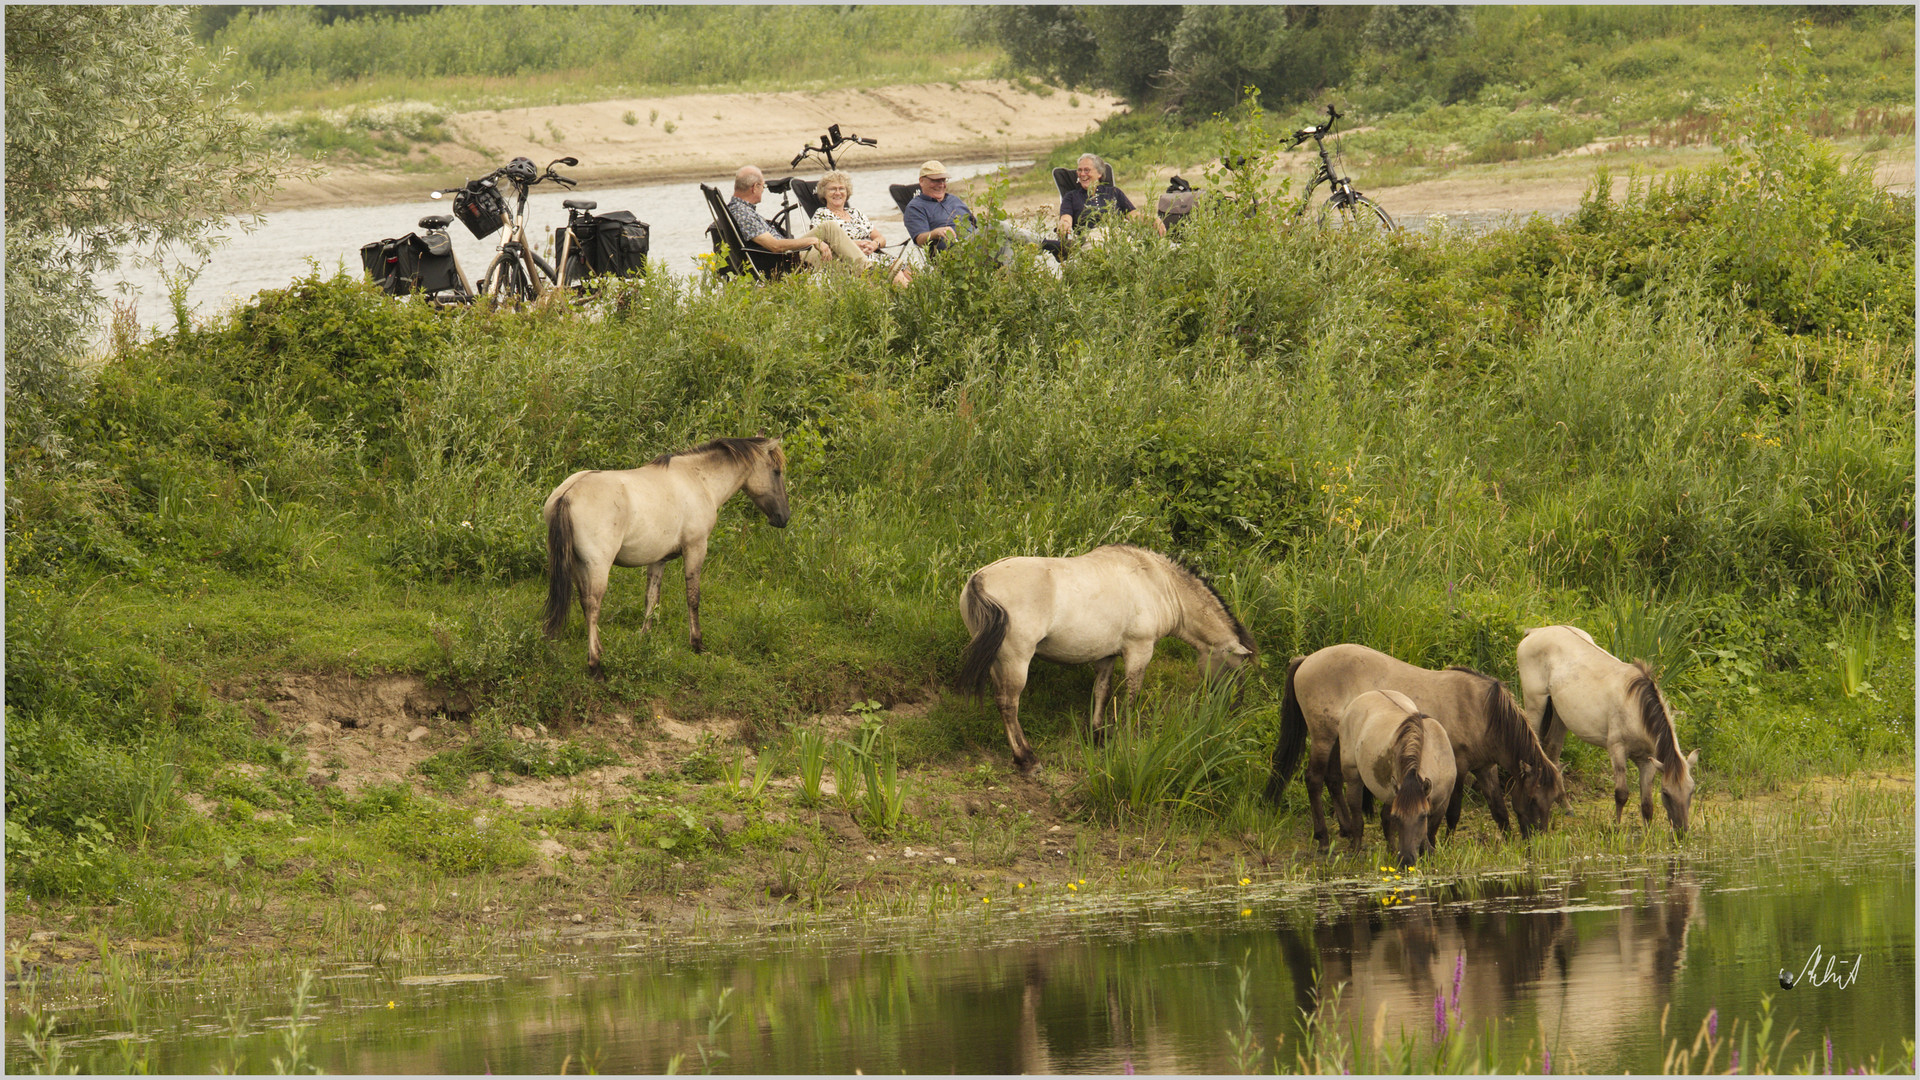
[433,156,578,305]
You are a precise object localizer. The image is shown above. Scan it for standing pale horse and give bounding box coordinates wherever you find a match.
[543,436,789,677]
[1332,689,1457,867]
[957,545,1256,772]
[1265,644,1564,847]
[1518,624,1698,833]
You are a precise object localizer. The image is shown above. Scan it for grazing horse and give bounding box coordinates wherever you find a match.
[957,544,1256,772]
[543,436,789,677]
[1332,689,1457,867]
[1265,644,1564,847]
[1518,624,1698,833]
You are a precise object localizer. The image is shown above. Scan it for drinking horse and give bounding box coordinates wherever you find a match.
[957,545,1256,772]
[1518,624,1697,833]
[543,436,789,677]
[1332,689,1458,867]
[1266,643,1564,847]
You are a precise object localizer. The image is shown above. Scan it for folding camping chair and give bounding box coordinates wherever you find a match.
[700,183,800,282]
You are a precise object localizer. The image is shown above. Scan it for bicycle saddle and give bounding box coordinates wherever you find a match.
[418,214,454,230]
[764,176,794,194]
[563,199,598,211]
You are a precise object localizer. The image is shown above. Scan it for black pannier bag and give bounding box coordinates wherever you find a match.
[359,232,461,297]
[451,177,507,239]
[560,209,650,280]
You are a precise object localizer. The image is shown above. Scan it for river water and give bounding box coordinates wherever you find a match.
[13,836,1911,1074]
[102,159,1025,338]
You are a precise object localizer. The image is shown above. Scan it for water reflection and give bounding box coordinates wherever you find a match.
[1276,864,1701,1063]
[11,851,1909,1075]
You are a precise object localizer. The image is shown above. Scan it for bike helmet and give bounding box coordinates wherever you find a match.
[502,157,538,185]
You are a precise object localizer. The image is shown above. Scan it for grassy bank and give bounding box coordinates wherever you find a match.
[5,80,1912,967]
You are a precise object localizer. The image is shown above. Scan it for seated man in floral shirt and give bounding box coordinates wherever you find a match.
[726,165,865,269]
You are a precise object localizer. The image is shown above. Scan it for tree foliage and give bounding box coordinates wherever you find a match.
[984,5,1371,116]
[5,6,283,451]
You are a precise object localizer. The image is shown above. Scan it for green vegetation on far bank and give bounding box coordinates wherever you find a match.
[6,55,1911,941]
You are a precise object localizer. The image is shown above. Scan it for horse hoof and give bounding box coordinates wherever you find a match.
[588,665,607,682]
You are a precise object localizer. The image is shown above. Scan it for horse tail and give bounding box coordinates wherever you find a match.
[544,495,576,639]
[957,574,1007,694]
[1538,694,1558,741]
[1264,655,1310,804]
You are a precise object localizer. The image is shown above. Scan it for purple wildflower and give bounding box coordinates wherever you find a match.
[1434,994,1448,1042]
[1708,1008,1718,1041]
[1731,1047,1740,1073]
[1451,951,1465,1014]
[1543,1047,1552,1075]
[1123,1059,1135,1075]
[1825,1032,1833,1074]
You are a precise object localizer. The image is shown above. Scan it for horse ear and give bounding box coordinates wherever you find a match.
[1421,776,1432,797]
[1685,748,1699,768]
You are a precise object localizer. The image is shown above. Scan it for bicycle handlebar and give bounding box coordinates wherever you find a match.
[789,125,878,167]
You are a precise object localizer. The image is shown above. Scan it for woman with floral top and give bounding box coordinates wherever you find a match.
[811,171,911,283]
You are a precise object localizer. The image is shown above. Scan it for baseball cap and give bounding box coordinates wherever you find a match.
[918,160,949,180]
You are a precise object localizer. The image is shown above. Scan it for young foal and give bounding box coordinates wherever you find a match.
[1332,689,1457,867]
[543,436,789,677]
[1266,643,1564,847]
[957,545,1255,772]
[1518,624,1698,833]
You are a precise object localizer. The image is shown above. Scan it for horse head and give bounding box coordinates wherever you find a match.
[1389,771,1433,868]
[1199,639,1255,680]
[1512,758,1565,838]
[744,438,791,528]
[1658,748,1699,834]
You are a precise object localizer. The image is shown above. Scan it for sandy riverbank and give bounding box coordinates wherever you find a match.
[267,79,1128,212]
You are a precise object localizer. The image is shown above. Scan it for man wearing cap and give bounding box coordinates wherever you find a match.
[727,164,866,269]
[904,159,1059,263]
[902,160,973,255]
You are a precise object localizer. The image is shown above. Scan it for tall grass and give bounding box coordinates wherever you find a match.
[1073,676,1269,824]
[204,6,994,110]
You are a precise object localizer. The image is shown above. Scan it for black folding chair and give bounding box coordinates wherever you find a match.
[1050,160,1115,200]
[789,177,823,221]
[700,183,799,282]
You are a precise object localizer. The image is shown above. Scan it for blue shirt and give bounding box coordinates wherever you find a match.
[903,191,974,244]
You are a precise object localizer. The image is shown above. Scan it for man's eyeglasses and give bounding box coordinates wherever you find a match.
[924,178,947,186]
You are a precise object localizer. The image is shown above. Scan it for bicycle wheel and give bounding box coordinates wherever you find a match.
[483,255,534,309]
[1318,193,1396,232]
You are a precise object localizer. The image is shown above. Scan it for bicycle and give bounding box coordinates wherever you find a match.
[433,155,581,308]
[1289,105,1395,231]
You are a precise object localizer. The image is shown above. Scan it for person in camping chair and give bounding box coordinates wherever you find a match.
[727,165,864,269]
[904,160,1058,263]
[1056,153,1164,248]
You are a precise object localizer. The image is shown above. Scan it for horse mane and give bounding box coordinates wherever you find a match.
[649,436,780,469]
[1147,549,1257,656]
[1390,714,1429,819]
[1450,665,1554,775]
[1630,661,1682,775]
